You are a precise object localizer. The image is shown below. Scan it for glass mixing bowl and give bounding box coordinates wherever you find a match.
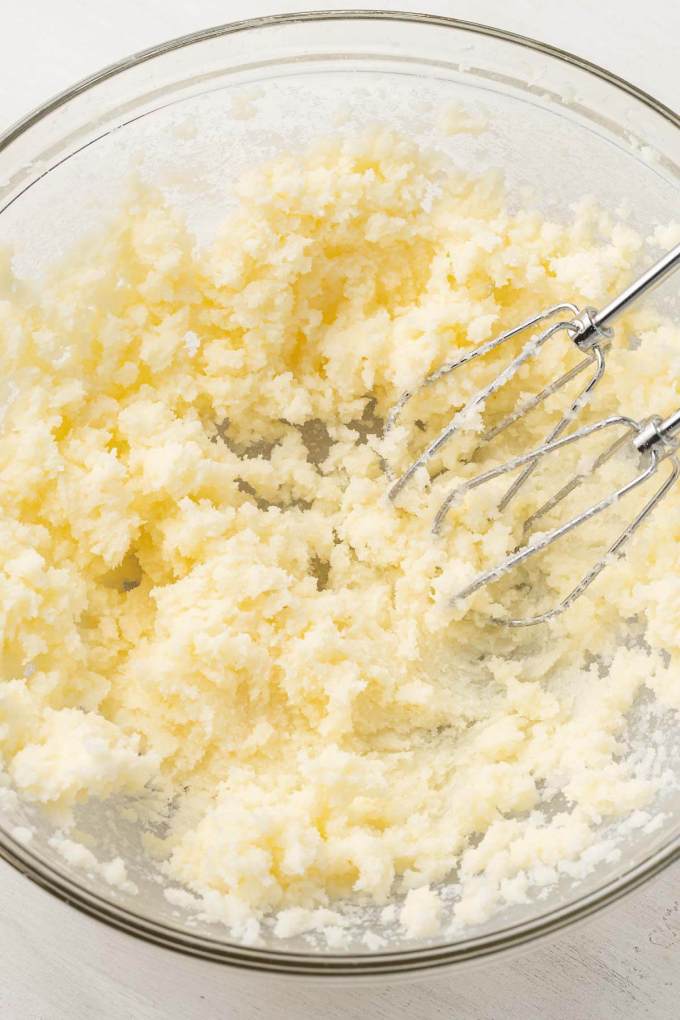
[0,11,678,978]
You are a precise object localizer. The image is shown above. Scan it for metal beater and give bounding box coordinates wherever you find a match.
[386,241,680,625]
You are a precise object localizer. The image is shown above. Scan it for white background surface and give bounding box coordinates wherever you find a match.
[0,2,678,1017]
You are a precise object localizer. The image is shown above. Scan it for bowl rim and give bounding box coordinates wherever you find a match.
[0,7,678,154]
[0,8,678,977]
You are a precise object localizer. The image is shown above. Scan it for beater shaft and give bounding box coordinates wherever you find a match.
[572,241,680,350]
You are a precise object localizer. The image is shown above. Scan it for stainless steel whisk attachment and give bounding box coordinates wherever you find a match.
[438,406,680,626]
[386,240,680,624]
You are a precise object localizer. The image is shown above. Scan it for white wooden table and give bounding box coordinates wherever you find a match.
[1,2,678,1016]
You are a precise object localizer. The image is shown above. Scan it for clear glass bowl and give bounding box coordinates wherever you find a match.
[0,11,678,978]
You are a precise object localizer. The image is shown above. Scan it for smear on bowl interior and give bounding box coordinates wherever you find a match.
[0,128,678,947]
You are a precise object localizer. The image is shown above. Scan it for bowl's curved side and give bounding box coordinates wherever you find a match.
[1,828,677,976]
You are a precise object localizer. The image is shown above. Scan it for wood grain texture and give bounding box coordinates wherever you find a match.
[1,1,678,1016]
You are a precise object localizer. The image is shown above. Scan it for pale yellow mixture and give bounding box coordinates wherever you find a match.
[0,131,678,941]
